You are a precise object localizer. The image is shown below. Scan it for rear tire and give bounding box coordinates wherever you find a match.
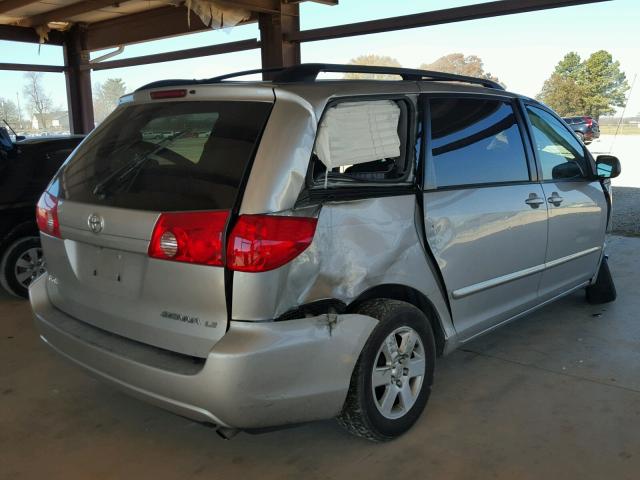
[337,299,435,441]
[576,132,585,143]
[0,236,45,299]
[586,257,616,304]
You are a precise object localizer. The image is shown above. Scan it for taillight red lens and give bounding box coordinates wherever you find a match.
[227,215,318,272]
[36,191,60,238]
[583,116,593,127]
[148,211,229,266]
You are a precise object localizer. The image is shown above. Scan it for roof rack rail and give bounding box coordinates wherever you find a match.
[208,67,286,82]
[136,63,504,92]
[136,67,286,91]
[271,63,504,90]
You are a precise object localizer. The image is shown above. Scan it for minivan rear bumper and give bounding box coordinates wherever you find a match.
[30,275,377,429]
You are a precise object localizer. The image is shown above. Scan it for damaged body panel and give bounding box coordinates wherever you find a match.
[232,195,455,349]
[32,273,377,429]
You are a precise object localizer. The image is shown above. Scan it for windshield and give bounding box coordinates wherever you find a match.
[57,100,272,211]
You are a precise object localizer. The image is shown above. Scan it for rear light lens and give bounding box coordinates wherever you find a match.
[148,211,229,266]
[148,211,318,272]
[150,89,187,100]
[36,191,60,238]
[227,215,318,272]
[583,116,593,127]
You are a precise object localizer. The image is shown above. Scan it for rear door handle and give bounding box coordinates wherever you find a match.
[525,193,545,208]
[547,192,564,206]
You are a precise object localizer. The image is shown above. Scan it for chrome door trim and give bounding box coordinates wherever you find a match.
[452,246,601,299]
[545,246,601,269]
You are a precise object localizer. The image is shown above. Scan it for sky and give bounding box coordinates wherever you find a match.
[0,0,639,120]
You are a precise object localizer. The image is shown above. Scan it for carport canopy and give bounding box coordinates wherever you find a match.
[0,0,611,134]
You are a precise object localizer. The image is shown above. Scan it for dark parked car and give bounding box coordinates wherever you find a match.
[563,116,600,144]
[0,126,83,298]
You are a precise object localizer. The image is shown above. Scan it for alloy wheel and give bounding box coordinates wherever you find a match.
[14,247,46,289]
[371,326,426,420]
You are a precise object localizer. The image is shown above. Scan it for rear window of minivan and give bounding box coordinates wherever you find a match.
[58,101,272,211]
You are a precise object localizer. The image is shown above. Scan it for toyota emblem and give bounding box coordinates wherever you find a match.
[88,213,104,234]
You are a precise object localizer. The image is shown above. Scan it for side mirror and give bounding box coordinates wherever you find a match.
[595,155,621,179]
[552,161,583,180]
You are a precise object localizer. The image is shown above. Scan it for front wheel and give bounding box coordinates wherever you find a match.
[0,236,45,299]
[337,299,436,441]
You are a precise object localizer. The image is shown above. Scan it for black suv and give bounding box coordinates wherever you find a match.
[0,126,83,297]
[563,116,600,144]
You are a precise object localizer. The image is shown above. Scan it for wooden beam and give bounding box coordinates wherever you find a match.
[0,62,65,72]
[215,0,287,16]
[21,0,280,27]
[259,2,300,79]
[86,6,258,50]
[283,0,338,4]
[91,38,260,70]
[287,0,611,42]
[20,0,124,28]
[0,23,65,44]
[64,25,94,133]
[0,0,40,14]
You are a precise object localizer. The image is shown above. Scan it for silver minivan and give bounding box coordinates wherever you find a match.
[30,64,620,441]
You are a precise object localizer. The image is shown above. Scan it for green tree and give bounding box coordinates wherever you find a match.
[555,51,582,78]
[93,78,127,123]
[420,53,503,86]
[538,50,629,121]
[579,50,629,120]
[344,54,402,79]
[537,74,587,116]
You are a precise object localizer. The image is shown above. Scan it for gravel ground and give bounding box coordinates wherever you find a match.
[612,186,640,236]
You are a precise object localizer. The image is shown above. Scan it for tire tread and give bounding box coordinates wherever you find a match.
[337,299,434,441]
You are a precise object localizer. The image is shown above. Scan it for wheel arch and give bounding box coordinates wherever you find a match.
[347,284,447,356]
[0,219,39,257]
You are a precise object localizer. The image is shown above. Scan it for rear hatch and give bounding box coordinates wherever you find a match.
[39,94,273,357]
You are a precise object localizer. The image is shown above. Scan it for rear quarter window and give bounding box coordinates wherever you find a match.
[309,98,412,187]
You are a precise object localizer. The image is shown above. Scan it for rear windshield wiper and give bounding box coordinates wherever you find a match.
[93,129,190,198]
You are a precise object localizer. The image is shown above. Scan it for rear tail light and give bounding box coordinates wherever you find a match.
[148,211,229,266]
[227,215,318,272]
[148,211,317,272]
[36,191,60,238]
[583,116,593,127]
